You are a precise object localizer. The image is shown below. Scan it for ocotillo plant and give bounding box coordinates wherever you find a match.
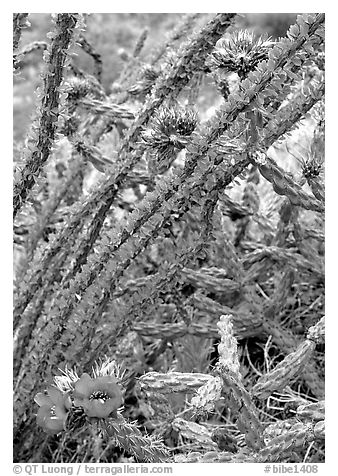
[13,13,325,463]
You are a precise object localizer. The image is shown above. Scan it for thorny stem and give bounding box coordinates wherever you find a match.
[13,14,79,218]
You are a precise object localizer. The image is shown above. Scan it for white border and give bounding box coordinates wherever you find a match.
[3,4,335,474]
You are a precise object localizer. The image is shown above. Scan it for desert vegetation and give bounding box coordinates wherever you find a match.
[13,13,325,463]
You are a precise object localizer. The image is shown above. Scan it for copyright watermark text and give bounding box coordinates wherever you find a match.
[13,465,173,475]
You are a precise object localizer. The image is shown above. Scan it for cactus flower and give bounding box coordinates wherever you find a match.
[73,373,123,418]
[34,386,71,434]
